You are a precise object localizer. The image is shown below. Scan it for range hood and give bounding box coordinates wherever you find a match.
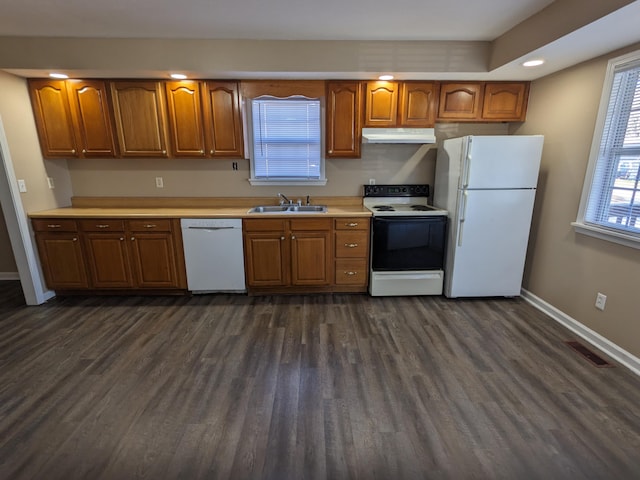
[361,128,436,144]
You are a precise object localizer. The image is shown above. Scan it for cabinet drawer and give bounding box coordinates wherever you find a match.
[126,219,172,232]
[334,217,369,230]
[32,219,78,232]
[335,259,368,285]
[79,219,125,232]
[335,231,368,258]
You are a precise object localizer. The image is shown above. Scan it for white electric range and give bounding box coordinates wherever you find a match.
[363,184,448,296]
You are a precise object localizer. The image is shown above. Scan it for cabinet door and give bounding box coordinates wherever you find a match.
[35,233,88,289]
[244,233,288,286]
[165,81,206,157]
[326,81,362,158]
[290,231,332,286]
[202,81,244,158]
[83,232,134,288]
[481,82,529,121]
[67,80,117,157]
[364,81,398,127]
[28,79,78,158]
[110,81,169,157]
[128,232,181,288]
[399,82,439,127]
[437,82,483,121]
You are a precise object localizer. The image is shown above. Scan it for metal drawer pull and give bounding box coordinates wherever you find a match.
[47,224,62,228]
[143,224,157,228]
[344,271,358,276]
[344,243,358,248]
[96,224,110,228]
[346,222,358,227]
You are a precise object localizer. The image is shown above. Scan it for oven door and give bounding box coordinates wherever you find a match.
[371,216,447,271]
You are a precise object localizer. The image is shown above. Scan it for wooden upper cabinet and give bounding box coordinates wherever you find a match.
[202,81,244,158]
[364,81,399,127]
[482,82,530,121]
[399,82,439,127]
[326,81,362,158]
[28,79,78,158]
[165,81,206,157]
[109,81,169,157]
[67,80,117,157]
[437,82,483,120]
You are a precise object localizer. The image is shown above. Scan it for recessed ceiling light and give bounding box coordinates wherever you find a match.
[523,59,544,67]
[378,74,394,81]
[170,73,188,80]
[49,72,69,79]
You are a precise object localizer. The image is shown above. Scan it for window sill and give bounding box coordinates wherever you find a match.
[248,178,327,186]
[571,221,640,250]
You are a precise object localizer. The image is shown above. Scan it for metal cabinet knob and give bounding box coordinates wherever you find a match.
[71,149,76,154]
[280,236,285,241]
[131,237,135,241]
[119,237,124,241]
[291,235,296,240]
[82,149,87,154]
[72,237,78,242]
[210,150,215,155]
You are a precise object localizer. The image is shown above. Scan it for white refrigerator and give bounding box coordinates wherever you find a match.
[433,135,544,298]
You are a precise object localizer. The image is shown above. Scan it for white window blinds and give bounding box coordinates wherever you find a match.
[584,58,640,236]
[251,97,322,180]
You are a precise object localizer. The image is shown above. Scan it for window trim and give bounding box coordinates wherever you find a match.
[245,95,327,186]
[573,49,640,250]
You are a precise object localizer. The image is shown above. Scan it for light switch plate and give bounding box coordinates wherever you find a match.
[155,177,164,188]
[17,179,27,192]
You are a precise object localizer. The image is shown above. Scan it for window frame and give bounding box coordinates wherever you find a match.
[246,95,327,186]
[573,49,640,250]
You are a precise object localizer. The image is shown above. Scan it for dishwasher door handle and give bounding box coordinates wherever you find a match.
[187,226,237,230]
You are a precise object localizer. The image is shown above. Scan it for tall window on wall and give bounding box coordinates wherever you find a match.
[574,50,640,249]
[248,96,326,185]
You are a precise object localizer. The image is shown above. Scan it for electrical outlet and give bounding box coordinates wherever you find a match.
[595,292,607,311]
[369,178,376,185]
[47,177,55,189]
[155,177,164,188]
[17,179,27,192]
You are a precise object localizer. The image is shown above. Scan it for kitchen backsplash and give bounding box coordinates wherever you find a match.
[65,123,508,198]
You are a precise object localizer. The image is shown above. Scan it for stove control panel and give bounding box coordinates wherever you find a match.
[363,184,430,197]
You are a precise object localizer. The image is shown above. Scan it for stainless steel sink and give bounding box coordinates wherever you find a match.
[249,205,291,213]
[288,205,327,213]
[248,205,328,214]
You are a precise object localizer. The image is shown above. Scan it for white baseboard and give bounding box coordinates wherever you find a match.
[0,272,20,280]
[521,289,640,377]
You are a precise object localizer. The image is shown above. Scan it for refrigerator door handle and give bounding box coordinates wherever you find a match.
[458,191,468,247]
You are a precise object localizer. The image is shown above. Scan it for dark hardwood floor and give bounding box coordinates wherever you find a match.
[1,280,639,479]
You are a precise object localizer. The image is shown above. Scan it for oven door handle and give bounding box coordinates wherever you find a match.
[458,191,468,247]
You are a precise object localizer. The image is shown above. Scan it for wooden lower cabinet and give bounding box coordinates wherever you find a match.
[32,219,87,289]
[334,218,370,288]
[243,216,369,294]
[32,217,186,293]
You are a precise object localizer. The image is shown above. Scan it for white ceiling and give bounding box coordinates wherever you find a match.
[0,0,556,40]
[1,0,639,80]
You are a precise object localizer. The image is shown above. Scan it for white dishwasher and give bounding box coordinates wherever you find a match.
[180,218,246,293]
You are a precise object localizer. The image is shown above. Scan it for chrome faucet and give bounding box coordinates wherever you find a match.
[278,193,292,205]
[306,194,311,205]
